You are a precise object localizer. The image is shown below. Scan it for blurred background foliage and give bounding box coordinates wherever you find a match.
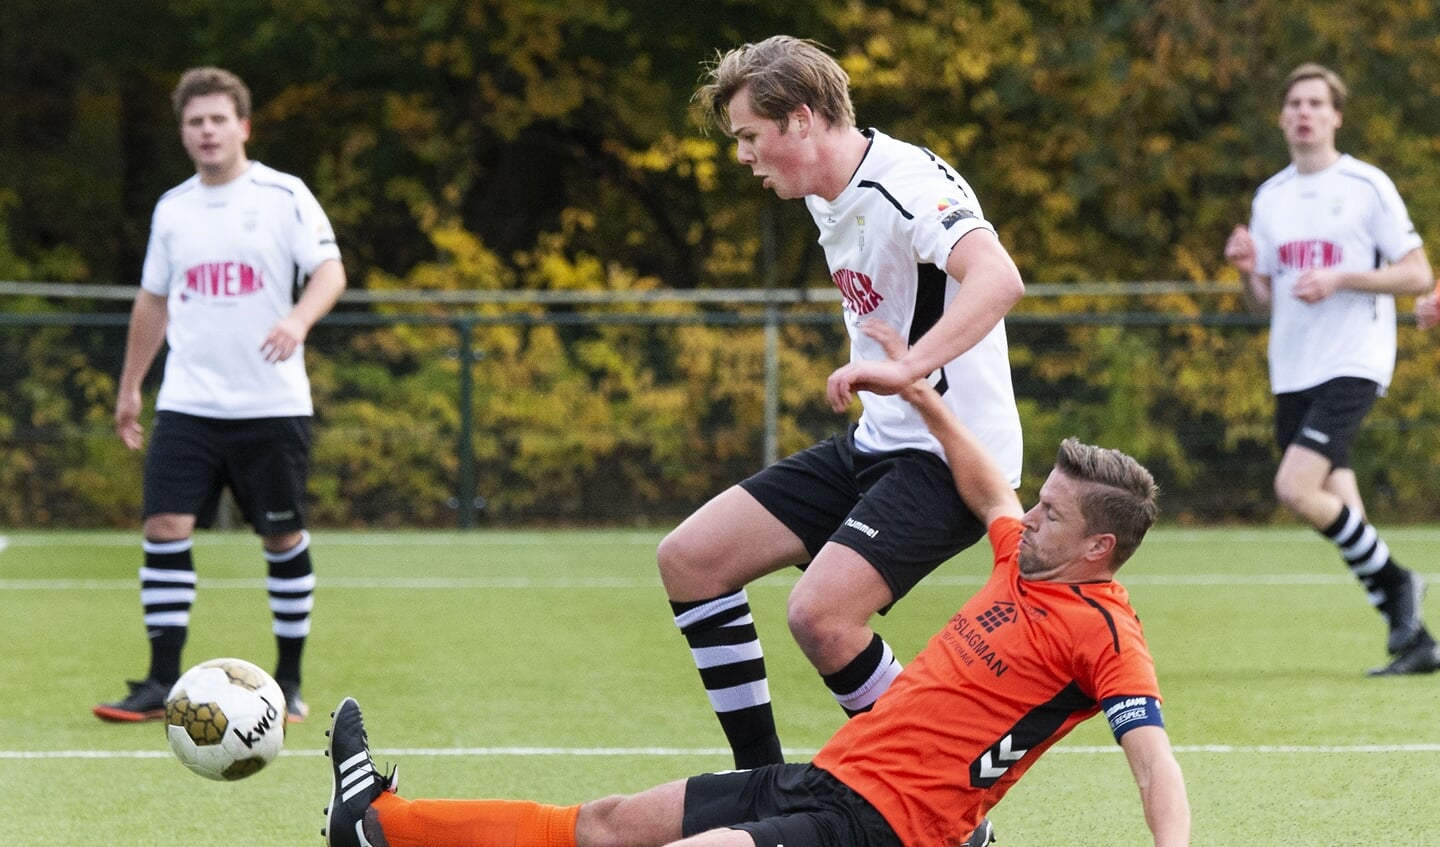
[3,0,1440,527]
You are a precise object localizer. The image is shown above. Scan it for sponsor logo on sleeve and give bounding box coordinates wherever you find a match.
[937,197,977,229]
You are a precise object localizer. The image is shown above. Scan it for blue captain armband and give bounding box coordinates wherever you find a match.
[1101,695,1165,742]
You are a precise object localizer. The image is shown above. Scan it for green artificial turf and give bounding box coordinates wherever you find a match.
[3,527,1438,845]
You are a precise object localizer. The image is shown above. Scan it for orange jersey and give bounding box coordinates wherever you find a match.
[812,516,1162,847]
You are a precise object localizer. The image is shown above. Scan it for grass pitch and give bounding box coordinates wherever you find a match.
[3,527,1438,846]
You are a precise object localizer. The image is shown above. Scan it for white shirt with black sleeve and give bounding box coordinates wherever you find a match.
[806,129,1022,487]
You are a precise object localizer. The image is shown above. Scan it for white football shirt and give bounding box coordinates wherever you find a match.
[1250,154,1423,393]
[141,162,342,418]
[806,130,1022,486]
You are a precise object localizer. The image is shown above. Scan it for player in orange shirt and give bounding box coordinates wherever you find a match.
[319,321,1191,847]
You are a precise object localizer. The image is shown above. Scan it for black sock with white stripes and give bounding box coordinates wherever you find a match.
[1321,505,1409,610]
[821,632,903,717]
[671,590,784,769]
[265,530,314,687]
[140,538,196,685]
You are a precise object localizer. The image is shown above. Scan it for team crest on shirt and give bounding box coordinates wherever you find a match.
[242,207,259,232]
[975,602,1018,632]
[856,215,866,251]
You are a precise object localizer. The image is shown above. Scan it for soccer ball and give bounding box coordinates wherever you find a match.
[164,658,287,781]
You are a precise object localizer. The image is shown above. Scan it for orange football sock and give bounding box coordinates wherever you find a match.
[373,792,580,847]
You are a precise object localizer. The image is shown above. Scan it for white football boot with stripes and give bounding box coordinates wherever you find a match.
[323,697,398,847]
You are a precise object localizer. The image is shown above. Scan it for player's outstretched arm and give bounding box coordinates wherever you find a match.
[861,319,1022,526]
[1119,725,1190,847]
[825,230,1021,412]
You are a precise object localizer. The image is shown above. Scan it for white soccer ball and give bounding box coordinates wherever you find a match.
[164,658,287,781]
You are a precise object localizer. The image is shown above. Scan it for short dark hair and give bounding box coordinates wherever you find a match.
[172,66,251,121]
[1055,437,1159,568]
[694,35,855,135]
[1282,63,1348,112]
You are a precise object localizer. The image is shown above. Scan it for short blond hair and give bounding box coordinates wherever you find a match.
[1055,437,1160,568]
[1282,63,1348,112]
[694,35,855,135]
[172,66,251,121]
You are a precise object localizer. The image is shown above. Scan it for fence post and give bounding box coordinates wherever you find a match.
[763,303,779,466]
[451,318,483,529]
[761,205,779,466]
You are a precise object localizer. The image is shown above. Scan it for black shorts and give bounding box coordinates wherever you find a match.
[683,764,901,847]
[1274,377,1380,469]
[142,411,312,535]
[738,425,986,608]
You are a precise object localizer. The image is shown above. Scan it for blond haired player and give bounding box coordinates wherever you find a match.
[319,320,1189,847]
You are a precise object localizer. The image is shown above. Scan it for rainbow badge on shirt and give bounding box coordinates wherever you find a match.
[937,196,977,229]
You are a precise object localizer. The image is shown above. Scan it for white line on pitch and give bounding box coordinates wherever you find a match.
[4,528,1440,548]
[0,532,664,548]
[6,743,1440,761]
[0,573,1410,591]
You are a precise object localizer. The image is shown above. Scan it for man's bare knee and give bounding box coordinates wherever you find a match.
[657,527,713,597]
[786,591,863,670]
[656,528,694,577]
[262,529,305,554]
[143,513,194,542]
[1273,474,1302,512]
